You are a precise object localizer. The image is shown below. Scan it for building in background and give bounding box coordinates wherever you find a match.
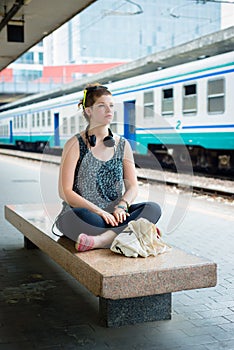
[44,0,222,65]
[1,0,227,101]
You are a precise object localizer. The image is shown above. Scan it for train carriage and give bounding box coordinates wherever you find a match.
[111,51,234,170]
[0,51,233,171]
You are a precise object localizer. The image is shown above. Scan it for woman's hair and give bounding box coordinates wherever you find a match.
[78,83,112,122]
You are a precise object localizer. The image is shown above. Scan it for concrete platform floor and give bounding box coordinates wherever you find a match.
[0,154,234,350]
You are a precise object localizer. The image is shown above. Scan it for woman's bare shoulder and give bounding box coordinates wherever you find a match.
[66,135,79,147]
[62,135,80,158]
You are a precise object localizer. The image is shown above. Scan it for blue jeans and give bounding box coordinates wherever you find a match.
[56,201,161,243]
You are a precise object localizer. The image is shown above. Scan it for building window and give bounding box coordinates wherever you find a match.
[16,52,34,64]
[162,88,174,116]
[14,69,42,82]
[183,83,197,115]
[207,78,225,114]
[144,91,154,118]
[38,52,43,65]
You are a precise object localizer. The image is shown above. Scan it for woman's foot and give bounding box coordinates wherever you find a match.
[75,233,95,252]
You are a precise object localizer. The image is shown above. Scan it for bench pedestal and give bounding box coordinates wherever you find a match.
[99,293,171,327]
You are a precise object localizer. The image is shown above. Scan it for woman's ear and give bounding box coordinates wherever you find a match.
[85,107,92,118]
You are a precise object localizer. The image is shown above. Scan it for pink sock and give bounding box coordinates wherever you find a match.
[75,233,95,252]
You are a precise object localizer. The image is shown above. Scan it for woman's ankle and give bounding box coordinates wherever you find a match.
[101,230,117,247]
[94,231,117,248]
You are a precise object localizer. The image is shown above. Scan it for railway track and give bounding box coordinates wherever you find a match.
[137,173,234,200]
[0,148,233,201]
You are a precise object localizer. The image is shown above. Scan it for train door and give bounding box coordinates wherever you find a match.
[124,100,136,150]
[54,112,60,146]
[9,120,13,143]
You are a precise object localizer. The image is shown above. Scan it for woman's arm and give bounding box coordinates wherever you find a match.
[58,136,80,206]
[120,139,139,206]
[112,139,138,223]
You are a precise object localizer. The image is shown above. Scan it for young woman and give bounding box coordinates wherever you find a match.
[55,83,162,251]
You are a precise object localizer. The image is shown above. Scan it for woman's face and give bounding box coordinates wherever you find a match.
[87,94,114,127]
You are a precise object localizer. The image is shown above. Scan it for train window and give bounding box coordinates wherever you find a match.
[42,112,45,127]
[24,114,27,128]
[63,118,68,134]
[110,111,118,133]
[0,125,3,136]
[183,83,197,115]
[20,115,24,128]
[79,114,86,132]
[13,118,16,129]
[207,78,225,113]
[37,113,40,127]
[47,111,51,126]
[17,116,20,128]
[144,91,154,118]
[162,88,174,116]
[70,116,76,134]
[0,124,8,136]
[32,114,35,128]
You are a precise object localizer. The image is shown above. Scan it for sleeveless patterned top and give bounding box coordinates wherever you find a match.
[72,134,126,212]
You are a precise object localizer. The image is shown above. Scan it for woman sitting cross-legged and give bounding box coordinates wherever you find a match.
[54,83,162,252]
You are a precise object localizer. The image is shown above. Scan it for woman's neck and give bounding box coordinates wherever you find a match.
[87,125,109,139]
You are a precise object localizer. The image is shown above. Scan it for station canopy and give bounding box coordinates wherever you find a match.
[0,0,96,72]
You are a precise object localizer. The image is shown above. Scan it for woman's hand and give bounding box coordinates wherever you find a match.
[113,206,130,224]
[97,209,119,226]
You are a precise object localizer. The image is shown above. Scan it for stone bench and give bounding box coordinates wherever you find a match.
[4,203,217,327]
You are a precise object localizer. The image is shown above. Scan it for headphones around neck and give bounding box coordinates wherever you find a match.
[85,128,115,148]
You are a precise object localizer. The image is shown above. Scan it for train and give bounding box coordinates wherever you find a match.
[0,50,234,172]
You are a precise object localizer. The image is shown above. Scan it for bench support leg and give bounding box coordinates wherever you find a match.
[99,293,171,327]
[24,237,38,249]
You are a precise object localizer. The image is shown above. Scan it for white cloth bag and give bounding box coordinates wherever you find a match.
[110,218,171,258]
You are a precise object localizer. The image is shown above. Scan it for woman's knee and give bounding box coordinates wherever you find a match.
[143,201,162,221]
[73,207,106,229]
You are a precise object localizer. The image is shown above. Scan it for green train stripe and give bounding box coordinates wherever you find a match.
[136,132,234,154]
